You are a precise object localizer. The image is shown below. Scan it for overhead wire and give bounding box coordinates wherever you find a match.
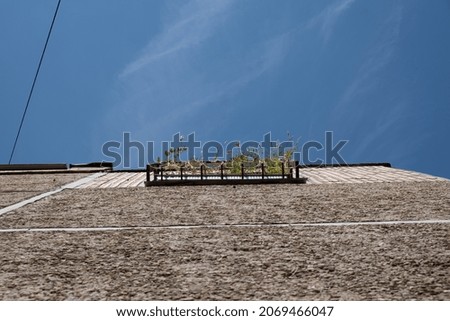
[8,0,62,164]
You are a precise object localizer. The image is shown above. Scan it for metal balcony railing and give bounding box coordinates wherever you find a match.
[145,161,307,186]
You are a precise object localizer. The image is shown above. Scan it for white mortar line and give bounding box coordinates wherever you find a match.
[0,172,106,217]
[0,219,449,233]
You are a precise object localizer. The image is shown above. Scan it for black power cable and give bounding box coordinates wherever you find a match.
[8,0,62,164]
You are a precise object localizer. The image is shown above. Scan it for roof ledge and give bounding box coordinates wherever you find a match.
[0,163,68,171]
[297,162,391,168]
[0,162,113,174]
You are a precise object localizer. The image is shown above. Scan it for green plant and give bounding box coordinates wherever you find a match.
[264,157,284,174]
[230,154,246,174]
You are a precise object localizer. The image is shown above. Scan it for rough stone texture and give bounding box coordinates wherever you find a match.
[0,224,448,300]
[0,173,89,209]
[0,181,449,229]
[0,178,449,300]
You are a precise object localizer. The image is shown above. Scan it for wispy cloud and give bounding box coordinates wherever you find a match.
[103,0,290,142]
[121,0,235,77]
[308,0,356,42]
[337,4,403,109]
[331,4,404,159]
[147,31,291,131]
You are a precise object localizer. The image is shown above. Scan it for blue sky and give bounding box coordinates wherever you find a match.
[1,0,450,178]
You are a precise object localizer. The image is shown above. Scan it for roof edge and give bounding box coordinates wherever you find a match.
[296,163,391,168]
[0,162,113,174]
[0,163,68,171]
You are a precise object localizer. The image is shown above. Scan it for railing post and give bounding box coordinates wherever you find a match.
[200,164,204,180]
[241,163,244,180]
[146,164,150,183]
[220,163,224,180]
[295,165,299,179]
[261,163,265,179]
[160,166,164,181]
[281,162,285,179]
